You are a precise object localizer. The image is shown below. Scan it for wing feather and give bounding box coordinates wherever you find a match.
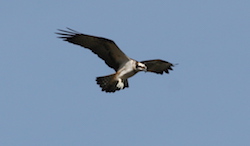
[56,28,130,71]
[141,59,174,74]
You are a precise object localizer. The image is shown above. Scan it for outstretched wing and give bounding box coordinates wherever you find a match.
[56,28,130,71]
[141,59,174,74]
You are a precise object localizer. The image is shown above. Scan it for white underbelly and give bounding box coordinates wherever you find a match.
[121,70,137,79]
[117,60,137,79]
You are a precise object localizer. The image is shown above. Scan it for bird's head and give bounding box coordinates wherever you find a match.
[136,62,147,72]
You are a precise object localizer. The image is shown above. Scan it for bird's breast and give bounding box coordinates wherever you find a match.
[116,60,137,79]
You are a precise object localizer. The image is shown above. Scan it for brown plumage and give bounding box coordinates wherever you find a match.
[56,28,175,93]
[141,59,174,74]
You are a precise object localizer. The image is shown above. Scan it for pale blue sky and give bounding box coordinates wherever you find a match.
[1,0,250,146]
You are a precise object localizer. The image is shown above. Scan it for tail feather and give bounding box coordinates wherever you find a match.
[96,74,129,93]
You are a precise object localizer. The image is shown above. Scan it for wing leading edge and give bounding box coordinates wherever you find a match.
[56,28,130,71]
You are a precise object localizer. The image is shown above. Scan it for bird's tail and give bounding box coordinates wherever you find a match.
[96,74,129,93]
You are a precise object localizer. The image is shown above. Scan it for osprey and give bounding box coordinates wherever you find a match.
[56,28,174,93]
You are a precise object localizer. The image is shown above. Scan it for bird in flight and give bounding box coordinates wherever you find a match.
[56,28,175,93]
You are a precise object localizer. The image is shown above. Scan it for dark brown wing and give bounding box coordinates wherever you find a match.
[141,59,174,74]
[56,28,130,71]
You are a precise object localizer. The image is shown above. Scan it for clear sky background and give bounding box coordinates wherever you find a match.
[1,0,250,146]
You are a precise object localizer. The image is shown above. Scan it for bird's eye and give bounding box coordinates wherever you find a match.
[136,64,142,68]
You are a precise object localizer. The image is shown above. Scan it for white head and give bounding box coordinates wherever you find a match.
[135,62,147,72]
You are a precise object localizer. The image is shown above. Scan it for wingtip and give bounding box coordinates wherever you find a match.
[173,63,179,66]
[56,27,81,35]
